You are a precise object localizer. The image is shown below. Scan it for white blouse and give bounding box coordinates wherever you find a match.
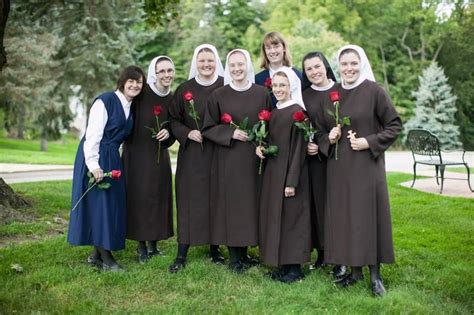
[83,90,131,172]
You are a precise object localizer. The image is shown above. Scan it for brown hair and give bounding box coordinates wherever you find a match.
[260,32,293,70]
[116,66,145,92]
[197,47,214,55]
[339,48,360,60]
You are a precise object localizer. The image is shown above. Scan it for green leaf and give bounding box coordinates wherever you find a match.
[325,109,336,120]
[264,145,279,156]
[97,182,111,189]
[294,122,306,130]
[239,117,249,130]
[88,176,95,186]
[342,116,351,126]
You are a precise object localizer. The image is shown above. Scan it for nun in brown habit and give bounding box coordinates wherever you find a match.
[122,56,176,263]
[168,44,225,272]
[257,67,311,283]
[314,45,401,296]
[202,49,272,273]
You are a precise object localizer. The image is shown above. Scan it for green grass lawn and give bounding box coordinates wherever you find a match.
[0,173,473,313]
[0,136,79,165]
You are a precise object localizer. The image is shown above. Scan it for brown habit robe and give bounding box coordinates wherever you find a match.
[302,86,332,251]
[202,84,272,247]
[259,104,312,267]
[122,84,175,241]
[314,80,402,266]
[169,77,223,245]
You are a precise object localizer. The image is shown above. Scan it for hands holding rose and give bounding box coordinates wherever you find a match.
[347,130,369,151]
[188,130,203,143]
[91,168,104,182]
[307,142,319,155]
[156,129,170,141]
[232,129,249,142]
[329,124,342,144]
[256,146,265,159]
[284,186,295,198]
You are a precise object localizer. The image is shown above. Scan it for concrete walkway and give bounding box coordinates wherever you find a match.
[1,151,473,198]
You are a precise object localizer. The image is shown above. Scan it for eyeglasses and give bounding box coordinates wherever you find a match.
[156,69,175,75]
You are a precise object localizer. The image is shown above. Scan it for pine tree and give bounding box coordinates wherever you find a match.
[404,62,462,149]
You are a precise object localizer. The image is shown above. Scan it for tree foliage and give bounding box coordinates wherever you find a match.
[404,62,461,149]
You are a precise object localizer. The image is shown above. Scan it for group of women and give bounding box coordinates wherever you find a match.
[67,31,402,297]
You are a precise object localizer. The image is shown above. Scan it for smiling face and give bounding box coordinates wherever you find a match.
[339,51,361,85]
[272,73,291,103]
[123,77,143,101]
[196,50,216,80]
[264,40,285,67]
[304,56,330,87]
[228,51,247,83]
[155,59,174,89]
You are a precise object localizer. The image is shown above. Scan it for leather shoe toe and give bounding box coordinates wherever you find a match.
[371,279,386,297]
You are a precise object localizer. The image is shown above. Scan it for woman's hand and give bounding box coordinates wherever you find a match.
[347,130,369,151]
[232,129,248,142]
[284,186,295,198]
[91,168,104,182]
[256,146,265,159]
[187,130,203,143]
[307,142,319,155]
[156,129,170,141]
[328,124,342,144]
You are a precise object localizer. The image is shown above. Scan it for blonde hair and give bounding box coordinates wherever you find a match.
[259,32,293,70]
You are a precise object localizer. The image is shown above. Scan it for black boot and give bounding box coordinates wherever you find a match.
[369,264,386,297]
[147,241,164,257]
[209,245,225,265]
[168,244,189,273]
[228,246,244,274]
[334,266,363,287]
[87,246,103,267]
[330,265,347,279]
[97,247,123,272]
[137,241,149,264]
[266,265,290,280]
[279,264,304,284]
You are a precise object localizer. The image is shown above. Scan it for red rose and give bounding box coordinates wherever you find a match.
[329,91,340,102]
[292,111,306,122]
[111,170,121,180]
[264,77,272,88]
[220,112,233,124]
[183,91,193,102]
[153,105,162,116]
[258,109,271,122]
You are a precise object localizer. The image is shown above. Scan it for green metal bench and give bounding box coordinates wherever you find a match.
[406,129,473,194]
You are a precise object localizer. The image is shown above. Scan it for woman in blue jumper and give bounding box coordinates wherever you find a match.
[68,66,145,271]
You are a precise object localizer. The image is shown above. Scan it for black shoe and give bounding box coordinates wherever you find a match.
[229,262,245,274]
[86,255,103,268]
[309,259,326,271]
[371,279,386,297]
[334,274,363,287]
[240,255,259,268]
[209,252,225,265]
[101,262,124,272]
[148,248,164,257]
[266,267,288,280]
[137,250,149,264]
[279,272,304,284]
[330,265,347,279]
[169,258,186,273]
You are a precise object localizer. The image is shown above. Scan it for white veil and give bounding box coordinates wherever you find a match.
[336,44,375,89]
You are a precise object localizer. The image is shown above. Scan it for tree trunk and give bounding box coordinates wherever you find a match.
[40,138,48,152]
[0,0,10,71]
[0,178,32,224]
